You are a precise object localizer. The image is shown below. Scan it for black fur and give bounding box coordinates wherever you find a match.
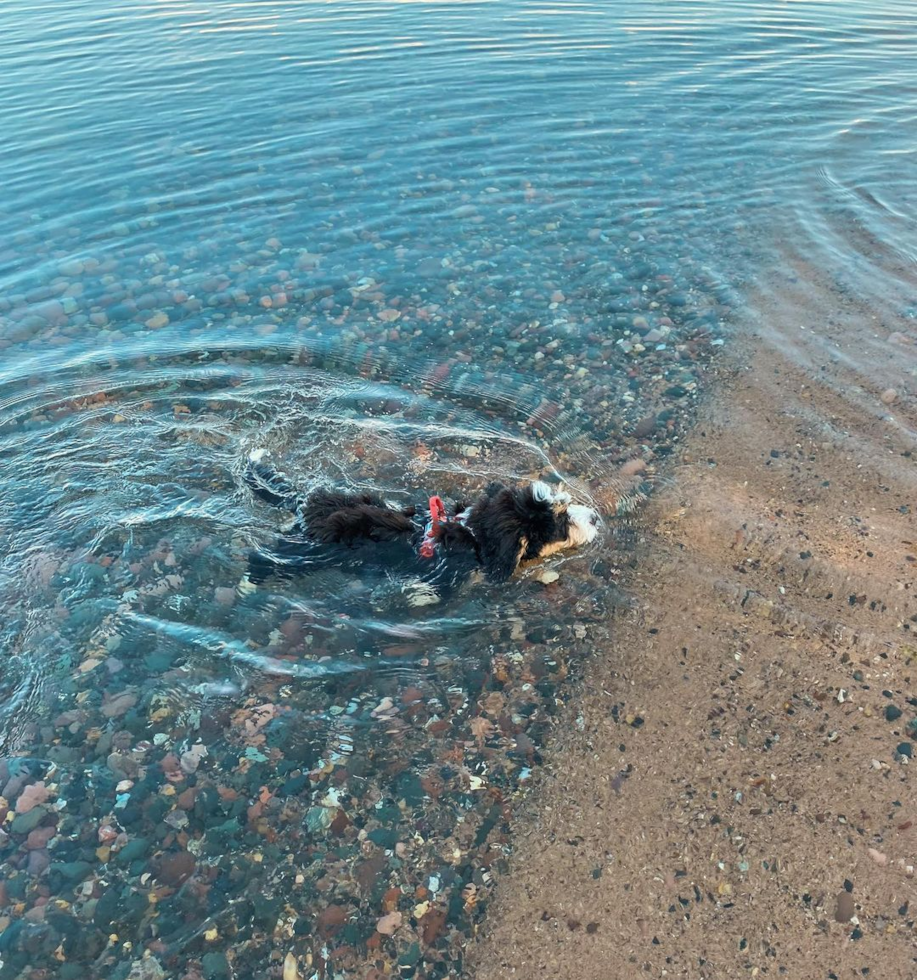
[465,483,571,583]
[242,458,582,594]
[300,489,415,544]
[432,521,479,557]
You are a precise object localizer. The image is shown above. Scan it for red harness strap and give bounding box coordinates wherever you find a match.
[419,495,447,558]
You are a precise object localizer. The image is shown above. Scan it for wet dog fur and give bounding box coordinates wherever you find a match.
[241,452,599,600]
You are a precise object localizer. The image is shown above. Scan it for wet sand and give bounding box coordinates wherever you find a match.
[469,263,917,978]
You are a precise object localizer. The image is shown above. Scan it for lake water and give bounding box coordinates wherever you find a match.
[0,2,915,978]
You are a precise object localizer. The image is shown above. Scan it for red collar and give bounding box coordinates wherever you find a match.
[419,495,447,558]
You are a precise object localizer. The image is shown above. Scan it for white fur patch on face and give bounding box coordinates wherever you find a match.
[566,504,599,546]
[531,503,600,559]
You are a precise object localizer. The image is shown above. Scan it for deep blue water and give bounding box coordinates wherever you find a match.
[1,2,916,978]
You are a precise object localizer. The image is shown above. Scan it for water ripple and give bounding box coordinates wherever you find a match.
[1,1,916,975]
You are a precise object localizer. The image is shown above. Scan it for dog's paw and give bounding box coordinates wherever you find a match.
[237,575,258,596]
[403,579,440,607]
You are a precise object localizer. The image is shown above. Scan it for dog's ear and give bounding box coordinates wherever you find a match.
[481,524,527,582]
[477,495,528,582]
[467,487,527,582]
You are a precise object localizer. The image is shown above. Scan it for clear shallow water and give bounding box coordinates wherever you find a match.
[0,1,915,978]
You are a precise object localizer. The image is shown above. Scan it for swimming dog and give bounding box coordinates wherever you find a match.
[241,451,599,605]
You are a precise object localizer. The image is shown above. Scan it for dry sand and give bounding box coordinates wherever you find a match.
[468,263,917,978]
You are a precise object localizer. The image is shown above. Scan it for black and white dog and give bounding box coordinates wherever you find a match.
[241,450,599,605]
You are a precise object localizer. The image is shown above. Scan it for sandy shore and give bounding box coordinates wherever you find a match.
[468,263,917,978]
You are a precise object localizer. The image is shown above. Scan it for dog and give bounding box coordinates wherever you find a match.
[240,450,599,605]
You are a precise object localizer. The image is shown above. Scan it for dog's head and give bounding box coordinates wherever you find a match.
[469,480,599,582]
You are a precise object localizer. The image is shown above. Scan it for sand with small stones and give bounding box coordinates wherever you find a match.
[469,260,917,978]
